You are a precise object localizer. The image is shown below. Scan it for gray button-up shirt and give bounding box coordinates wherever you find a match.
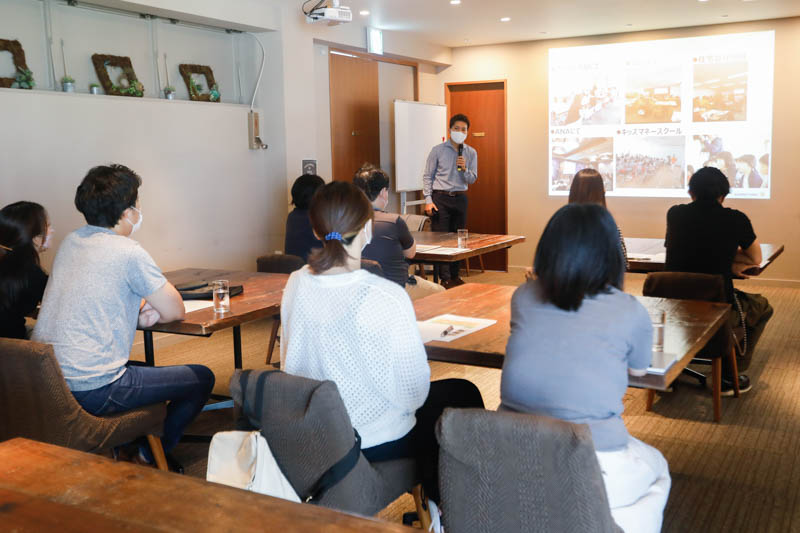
[423,141,478,202]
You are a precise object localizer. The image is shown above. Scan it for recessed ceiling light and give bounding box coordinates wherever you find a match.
[625,23,633,26]
[359,10,370,15]
[721,13,729,17]
[500,17,511,22]
[697,0,709,2]
[540,31,548,34]
[450,0,461,4]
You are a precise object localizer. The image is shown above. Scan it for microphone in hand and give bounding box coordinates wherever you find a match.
[457,144,464,172]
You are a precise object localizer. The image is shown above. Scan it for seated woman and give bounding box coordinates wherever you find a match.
[501,204,670,533]
[285,174,324,262]
[280,181,484,519]
[0,201,53,339]
[569,168,628,261]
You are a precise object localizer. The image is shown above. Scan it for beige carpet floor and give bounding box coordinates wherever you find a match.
[141,270,800,532]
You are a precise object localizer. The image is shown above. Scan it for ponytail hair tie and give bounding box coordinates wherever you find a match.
[324,232,342,242]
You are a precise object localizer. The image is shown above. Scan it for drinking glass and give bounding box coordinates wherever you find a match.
[212,279,230,314]
[457,228,469,249]
[650,309,665,352]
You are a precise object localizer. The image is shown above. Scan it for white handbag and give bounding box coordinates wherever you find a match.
[206,430,301,502]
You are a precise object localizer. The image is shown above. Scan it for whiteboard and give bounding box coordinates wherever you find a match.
[394,100,448,192]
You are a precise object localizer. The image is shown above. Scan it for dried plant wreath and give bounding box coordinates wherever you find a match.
[91,53,144,97]
[179,64,220,102]
[0,39,31,89]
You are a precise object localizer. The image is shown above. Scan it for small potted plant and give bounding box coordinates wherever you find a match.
[61,75,75,93]
[163,85,176,100]
[11,67,35,90]
[89,82,100,95]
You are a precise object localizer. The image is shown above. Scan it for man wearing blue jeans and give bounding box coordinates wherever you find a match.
[33,164,214,470]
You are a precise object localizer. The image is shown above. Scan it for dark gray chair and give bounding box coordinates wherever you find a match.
[230,369,425,518]
[437,408,622,533]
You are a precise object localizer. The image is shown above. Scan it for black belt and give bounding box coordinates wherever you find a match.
[432,190,466,196]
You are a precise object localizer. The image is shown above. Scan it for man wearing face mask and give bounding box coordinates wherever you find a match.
[353,164,445,299]
[33,164,215,472]
[423,113,477,288]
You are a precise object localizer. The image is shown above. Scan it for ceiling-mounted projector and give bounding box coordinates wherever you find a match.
[305,0,352,24]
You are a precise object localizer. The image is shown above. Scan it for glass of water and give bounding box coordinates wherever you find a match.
[457,228,469,248]
[650,309,665,352]
[212,279,230,314]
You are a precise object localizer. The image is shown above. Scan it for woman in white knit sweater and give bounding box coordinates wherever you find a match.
[280,181,483,507]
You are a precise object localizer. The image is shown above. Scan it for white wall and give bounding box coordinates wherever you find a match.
[378,61,416,213]
[0,89,285,272]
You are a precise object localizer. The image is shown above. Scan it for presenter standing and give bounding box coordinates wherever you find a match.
[423,114,477,288]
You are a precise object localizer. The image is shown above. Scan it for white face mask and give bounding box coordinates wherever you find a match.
[126,206,143,235]
[450,130,467,145]
[362,219,373,251]
[40,227,53,251]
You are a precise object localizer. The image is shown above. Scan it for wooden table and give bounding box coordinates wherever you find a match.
[140,268,288,369]
[410,231,526,282]
[0,438,410,533]
[626,238,784,276]
[413,283,730,391]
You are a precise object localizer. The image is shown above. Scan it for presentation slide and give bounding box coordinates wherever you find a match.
[548,31,774,199]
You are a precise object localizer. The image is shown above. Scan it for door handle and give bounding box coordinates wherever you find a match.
[351,130,360,136]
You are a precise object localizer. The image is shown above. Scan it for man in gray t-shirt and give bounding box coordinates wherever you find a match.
[33,164,214,469]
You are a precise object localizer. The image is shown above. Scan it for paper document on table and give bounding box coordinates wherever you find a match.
[627,252,666,262]
[647,351,679,375]
[423,247,468,255]
[418,314,497,343]
[184,300,214,313]
[416,244,443,252]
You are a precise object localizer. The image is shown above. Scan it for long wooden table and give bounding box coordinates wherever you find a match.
[0,438,410,533]
[410,231,526,282]
[140,268,288,368]
[413,283,730,391]
[626,238,784,276]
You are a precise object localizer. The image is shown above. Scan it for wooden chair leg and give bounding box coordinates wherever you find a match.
[729,347,740,398]
[146,435,169,472]
[646,390,656,411]
[412,484,433,531]
[464,259,471,277]
[478,254,485,273]
[712,358,722,422]
[266,316,280,365]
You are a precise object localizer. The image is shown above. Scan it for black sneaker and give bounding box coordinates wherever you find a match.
[721,374,752,397]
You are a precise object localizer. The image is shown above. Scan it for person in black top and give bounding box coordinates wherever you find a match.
[665,167,773,394]
[285,174,324,262]
[0,201,52,339]
[353,164,445,299]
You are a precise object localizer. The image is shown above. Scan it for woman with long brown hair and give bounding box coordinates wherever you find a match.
[569,168,628,262]
[0,201,52,338]
[280,181,483,523]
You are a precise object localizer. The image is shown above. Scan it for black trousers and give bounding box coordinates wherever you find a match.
[430,191,468,282]
[361,379,484,503]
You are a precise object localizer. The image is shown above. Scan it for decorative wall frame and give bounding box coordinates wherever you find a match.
[0,39,30,88]
[179,64,220,102]
[91,53,144,97]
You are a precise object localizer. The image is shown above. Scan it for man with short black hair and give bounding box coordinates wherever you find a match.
[665,167,773,394]
[353,164,444,300]
[423,113,478,288]
[285,174,324,262]
[33,164,215,471]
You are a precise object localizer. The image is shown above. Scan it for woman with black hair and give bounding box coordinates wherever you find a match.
[501,204,670,533]
[0,201,52,339]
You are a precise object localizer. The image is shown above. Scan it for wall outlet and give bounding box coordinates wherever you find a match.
[248,111,268,150]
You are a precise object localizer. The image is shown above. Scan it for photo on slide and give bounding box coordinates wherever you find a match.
[625,63,682,124]
[550,69,623,127]
[550,137,614,192]
[616,136,685,189]
[693,59,747,122]
[687,134,770,190]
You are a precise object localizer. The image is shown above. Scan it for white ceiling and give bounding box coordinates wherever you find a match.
[337,0,800,47]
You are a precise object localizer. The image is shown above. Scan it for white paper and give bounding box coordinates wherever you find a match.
[627,253,666,263]
[647,351,679,375]
[184,300,214,313]
[415,244,442,252]
[418,314,497,343]
[422,247,469,255]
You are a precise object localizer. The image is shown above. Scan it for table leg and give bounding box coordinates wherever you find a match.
[144,330,155,366]
[233,325,242,369]
[433,264,439,284]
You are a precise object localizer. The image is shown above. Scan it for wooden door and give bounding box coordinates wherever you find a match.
[329,52,380,181]
[446,82,508,271]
